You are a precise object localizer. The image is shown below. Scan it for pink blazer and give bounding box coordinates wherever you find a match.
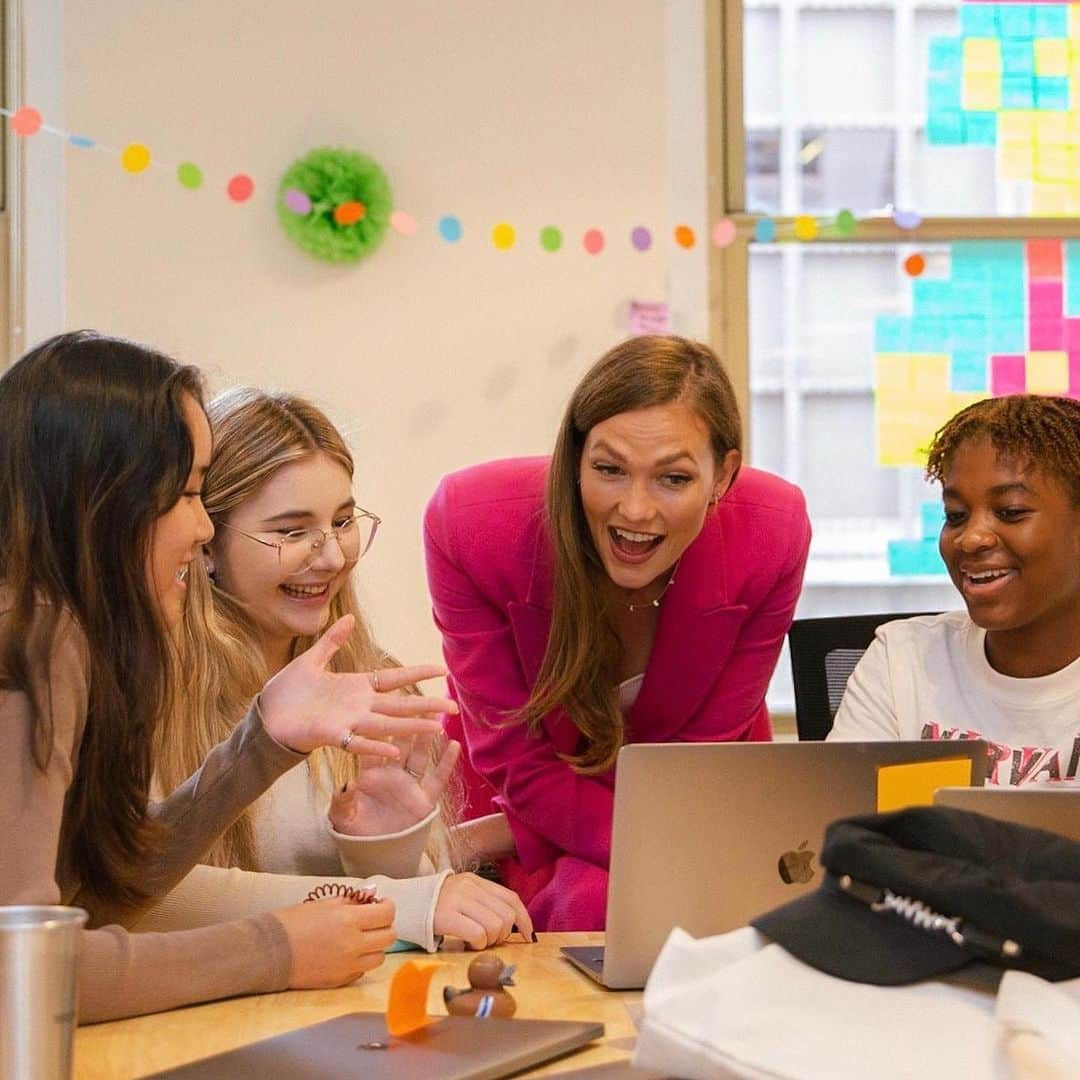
[424,457,811,928]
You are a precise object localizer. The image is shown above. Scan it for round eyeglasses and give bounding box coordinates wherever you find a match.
[218,510,381,577]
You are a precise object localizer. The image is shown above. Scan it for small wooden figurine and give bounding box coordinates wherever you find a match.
[443,955,518,1018]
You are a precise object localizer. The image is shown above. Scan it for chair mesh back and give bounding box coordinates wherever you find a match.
[787,612,942,741]
[824,648,867,718]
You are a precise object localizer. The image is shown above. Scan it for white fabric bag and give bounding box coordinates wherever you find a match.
[633,927,1080,1080]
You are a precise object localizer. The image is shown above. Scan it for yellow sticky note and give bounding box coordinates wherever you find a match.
[1027,352,1070,394]
[875,353,916,392]
[964,38,1001,74]
[963,73,1001,110]
[1000,141,1036,180]
[1035,39,1071,77]
[999,110,1036,141]
[386,960,443,1037]
[1071,6,1080,40]
[1036,145,1071,182]
[1037,111,1070,145]
[877,758,973,813]
[1032,183,1069,215]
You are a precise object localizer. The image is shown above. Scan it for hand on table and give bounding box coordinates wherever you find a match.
[434,874,533,950]
[329,736,462,837]
[274,896,397,987]
[260,615,455,756]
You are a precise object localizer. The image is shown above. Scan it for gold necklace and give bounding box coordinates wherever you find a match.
[620,562,678,613]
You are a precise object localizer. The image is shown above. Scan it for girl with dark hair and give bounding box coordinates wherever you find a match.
[830,394,1080,786]
[424,335,812,930]
[0,332,454,1022]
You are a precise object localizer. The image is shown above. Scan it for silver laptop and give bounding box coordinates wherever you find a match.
[562,740,988,990]
[934,785,1080,840]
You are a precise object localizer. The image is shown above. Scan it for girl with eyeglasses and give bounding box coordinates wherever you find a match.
[0,333,456,1023]
[142,388,532,951]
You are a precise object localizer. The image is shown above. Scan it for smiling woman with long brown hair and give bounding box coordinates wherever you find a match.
[424,335,812,930]
[0,331,454,1022]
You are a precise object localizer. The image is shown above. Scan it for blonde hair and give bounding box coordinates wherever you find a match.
[158,388,458,869]
[518,335,742,773]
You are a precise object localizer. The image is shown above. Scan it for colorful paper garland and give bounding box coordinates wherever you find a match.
[5,104,917,254]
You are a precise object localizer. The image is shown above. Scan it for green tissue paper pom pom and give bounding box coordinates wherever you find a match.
[278,147,393,263]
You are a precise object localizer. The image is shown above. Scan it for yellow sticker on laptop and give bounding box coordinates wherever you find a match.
[876,757,973,813]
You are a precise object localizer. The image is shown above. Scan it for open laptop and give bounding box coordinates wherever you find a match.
[562,740,988,990]
[934,785,1080,840]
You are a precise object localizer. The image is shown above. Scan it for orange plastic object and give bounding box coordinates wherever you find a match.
[386,960,443,1037]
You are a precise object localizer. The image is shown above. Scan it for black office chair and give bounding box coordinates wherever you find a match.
[787,612,941,741]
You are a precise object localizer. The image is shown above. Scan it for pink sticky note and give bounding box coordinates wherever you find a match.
[991,354,1026,396]
[1070,353,1080,396]
[1029,319,1065,350]
[1029,280,1063,319]
[1065,319,1080,351]
[629,300,670,336]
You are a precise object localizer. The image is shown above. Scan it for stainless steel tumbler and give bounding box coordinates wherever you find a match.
[0,905,87,1080]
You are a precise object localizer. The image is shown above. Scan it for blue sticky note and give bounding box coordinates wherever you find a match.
[913,281,952,317]
[1033,5,1067,38]
[950,244,987,281]
[999,5,1035,38]
[988,318,1027,352]
[928,109,966,145]
[962,4,999,37]
[1001,37,1035,76]
[984,240,1026,266]
[952,283,989,315]
[1002,75,1036,110]
[1065,242,1080,314]
[990,281,1026,317]
[952,316,989,349]
[927,75,963,111]
[887,539,948,577]
[964,111,998,146]
[875,315,911,353]
[911,318,952,351]
[929,37,964,74]
[1036,77,1070,111]
[950,350,989,392]
[920,500,947,539]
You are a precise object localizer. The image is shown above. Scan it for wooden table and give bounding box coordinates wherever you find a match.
[74,933,641,1078]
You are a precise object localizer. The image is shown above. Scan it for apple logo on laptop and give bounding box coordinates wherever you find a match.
[778,840,815,884]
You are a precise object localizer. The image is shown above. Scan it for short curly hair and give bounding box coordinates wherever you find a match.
[926,394,1080,506]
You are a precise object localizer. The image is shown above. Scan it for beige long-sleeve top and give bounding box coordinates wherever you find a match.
[0,606,302,1023]
[136,760,450,950]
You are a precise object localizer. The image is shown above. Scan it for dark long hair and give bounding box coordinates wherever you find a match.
[518,335,743,772]
[0,330,204,906]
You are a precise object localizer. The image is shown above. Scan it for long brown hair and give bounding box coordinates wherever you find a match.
[0,330,204,906]
[519,335,742,773]
[160,388,458,869]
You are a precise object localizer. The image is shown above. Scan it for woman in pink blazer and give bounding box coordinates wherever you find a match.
[424,336,811,930]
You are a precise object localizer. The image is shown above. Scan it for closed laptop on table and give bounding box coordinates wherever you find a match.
[934,784,1080,840]
[562,739,988,990]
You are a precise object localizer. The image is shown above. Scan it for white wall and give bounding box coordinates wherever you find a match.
[58,1,699,668]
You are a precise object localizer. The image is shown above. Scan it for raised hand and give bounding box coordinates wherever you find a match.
[433,874,534,950]
[330,737,462,838]
[259,615,455,756]
[273,896,397,987]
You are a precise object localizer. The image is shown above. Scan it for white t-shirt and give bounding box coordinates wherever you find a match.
[829,611,1080,786]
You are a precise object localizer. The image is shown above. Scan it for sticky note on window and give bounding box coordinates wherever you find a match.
[877,758,973,813]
